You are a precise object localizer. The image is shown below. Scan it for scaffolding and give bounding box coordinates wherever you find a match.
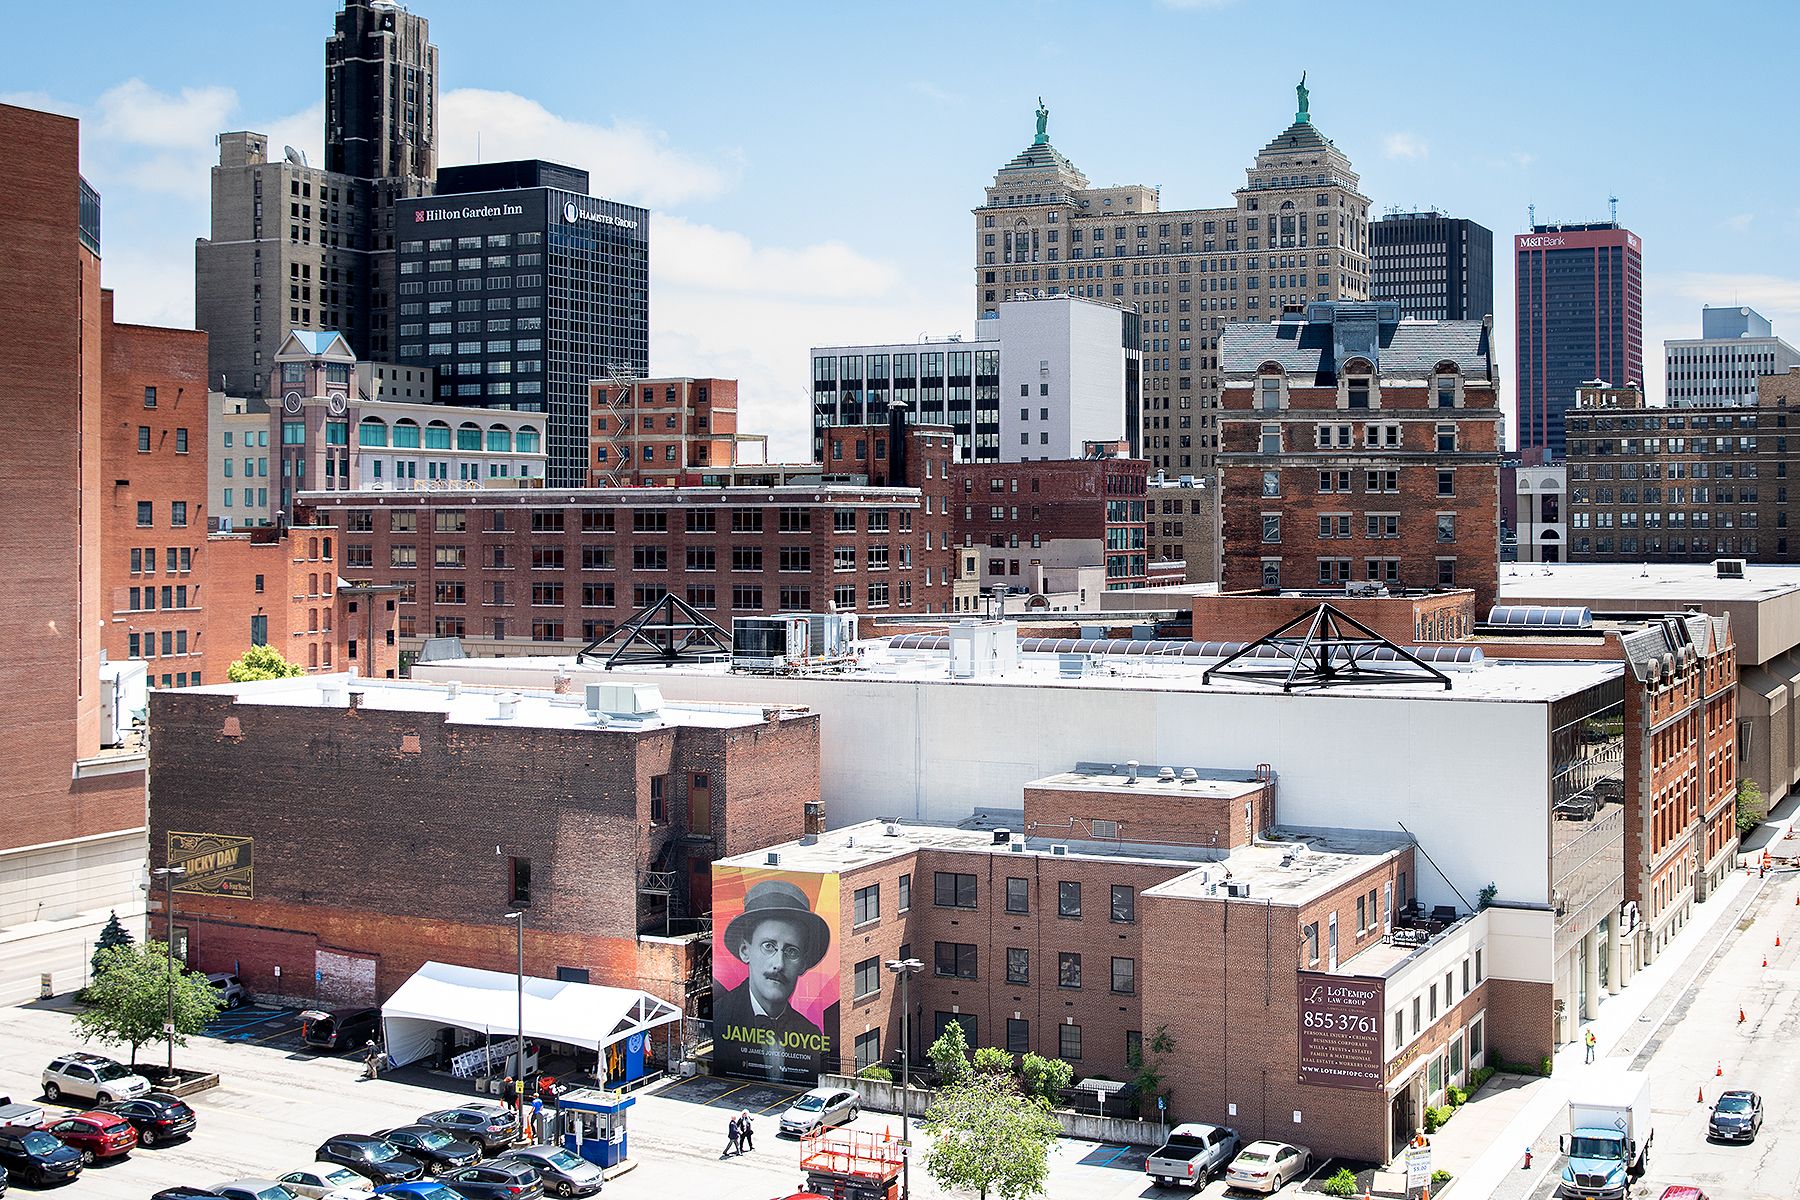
[799,1128,904,1200]
[1201,602,1452,692]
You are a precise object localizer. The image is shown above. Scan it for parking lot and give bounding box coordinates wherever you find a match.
[0,999,1312,1200]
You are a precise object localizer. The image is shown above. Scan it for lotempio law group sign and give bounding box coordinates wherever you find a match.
[1296,972,1384,1090]
[168,832,254,898]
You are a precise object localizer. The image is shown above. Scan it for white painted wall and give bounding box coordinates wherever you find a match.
[0,830,151,1004]
[996,299,1127,461]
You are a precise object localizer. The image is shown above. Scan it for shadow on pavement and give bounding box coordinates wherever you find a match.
[1076,1143,1150,1171]
[651,1075,804,1113]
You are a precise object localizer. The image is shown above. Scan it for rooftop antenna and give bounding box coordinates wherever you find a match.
[1608,195,1618,223]
[1527,203,1536,228]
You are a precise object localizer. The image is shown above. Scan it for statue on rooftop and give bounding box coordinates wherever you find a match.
[1034,97,1049,145]
[1296,73,1310,123]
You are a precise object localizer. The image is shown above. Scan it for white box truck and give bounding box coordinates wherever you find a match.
[1560,1070,1652,1198]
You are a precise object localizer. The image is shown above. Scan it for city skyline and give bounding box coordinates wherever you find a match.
[6,0,1797,459]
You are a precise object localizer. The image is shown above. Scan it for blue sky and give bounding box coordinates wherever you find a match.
[8,0,1798,456]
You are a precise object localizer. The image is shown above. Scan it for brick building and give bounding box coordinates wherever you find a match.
[951,455,1149,592]
[305,423,958,660]
[1218,302,1501,610]
[1563,382,1790,563]
[147,676,818,1013]
[0,102,149,1002]
[591,376,741,486]
[1148,476,1220,583]
[718,763,1488,1164]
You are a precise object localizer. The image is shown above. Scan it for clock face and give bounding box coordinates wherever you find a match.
[283,393,304,414]
[328,392,347,415]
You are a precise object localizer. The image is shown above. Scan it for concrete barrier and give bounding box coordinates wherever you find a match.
[821,1074,1168,1146]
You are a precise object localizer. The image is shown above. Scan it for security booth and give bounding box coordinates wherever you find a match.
[557,1088,634,1169]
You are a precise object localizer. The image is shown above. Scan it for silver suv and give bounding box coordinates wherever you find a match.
[209,973,254,1009]
[41,1053,151,1104]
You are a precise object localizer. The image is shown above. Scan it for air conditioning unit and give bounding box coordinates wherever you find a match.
[1715,558,1746,579]
[1050,844,1069,856]
[1226,882,1251,898]
[731,613,858,671]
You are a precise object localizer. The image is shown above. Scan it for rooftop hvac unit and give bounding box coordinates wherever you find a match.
[731,613,858,671]
[1715,558,1746,579]
[1226,882,1251,898]
[1059,653,1089,679]
[1050,844,1069,856]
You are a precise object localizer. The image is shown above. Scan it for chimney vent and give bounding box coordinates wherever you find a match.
[496,692,520,720]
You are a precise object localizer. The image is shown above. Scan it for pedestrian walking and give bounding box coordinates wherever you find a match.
[738,1110,754,1152]
[1584,1028,1597,1063]
[362,1040,382,1080]
[722,1115,741,1158]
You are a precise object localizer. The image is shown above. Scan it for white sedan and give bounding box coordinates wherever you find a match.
[1225,1141,1310,1194]
[277,1165,376,1200]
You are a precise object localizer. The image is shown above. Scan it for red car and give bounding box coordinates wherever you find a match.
[41,1110,138,1164]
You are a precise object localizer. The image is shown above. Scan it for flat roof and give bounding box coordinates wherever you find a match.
[298,484,922,504]
[718,818,1408,907]
[1501,561,1800,604]
[1028,762,1265,802]
[180,674,795,733]
[427,636,1621,704]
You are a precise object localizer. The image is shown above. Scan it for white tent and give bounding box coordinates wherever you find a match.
[381,960,683,1068]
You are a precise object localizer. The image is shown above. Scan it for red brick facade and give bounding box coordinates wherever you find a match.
[951,458,1150,590]
[1191,590,1477,646]
[591,377,739,486]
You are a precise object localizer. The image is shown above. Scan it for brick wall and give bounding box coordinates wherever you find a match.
[1022,780,1271,851]
[951,458,1149,588]
[1480,978,1554,1068]
[1191,591,1478,647]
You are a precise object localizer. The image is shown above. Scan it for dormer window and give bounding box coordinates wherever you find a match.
[1434,363,1462,408]
[1257,365,1285,410]
[1347,377,1370,409]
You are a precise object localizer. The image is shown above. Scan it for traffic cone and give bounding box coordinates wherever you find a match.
[1717,1061,1723,1077]
[1698,1085,1704,1103]
[1778,934,1783,947]
[1740,1007,1747,1024]
[1763,955,1768,967]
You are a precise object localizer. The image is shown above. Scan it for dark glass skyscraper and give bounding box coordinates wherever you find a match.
[1515,223,1644,458]
[1369,211,1493,321]
[394,163,649,487]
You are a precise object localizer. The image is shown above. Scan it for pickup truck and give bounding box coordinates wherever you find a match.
[1146,1122,1239,1189]
[1560,1070,1653,1199]
[0,1095,45,1129]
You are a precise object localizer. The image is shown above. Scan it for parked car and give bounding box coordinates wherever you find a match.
[209,974,255,1009]
[40,1054,150,1104]
[434,1161,543,1200]
[99,1093,196,1146]
[279,1164,378,1200]
[152,1189,226,1200]
[1706,1090,1762,1142]
[0,1126,81,1186]
[1658,1189,1709,1200]
[214,1180,308,1200]
[1146,1123,1239,1188]
[0,1097,43,1130]
[777,1087,859,1138]
[301,1008,382,1052]
[416,1107,518,1155]
[316,1136,426,1185]
[0,1162,9,1199]
[499,1146,602,1198]
[372,1183,465,1200]
[1225,1141,1310,1194]
[376,1127,481,1174]
[40,1111,137,1165]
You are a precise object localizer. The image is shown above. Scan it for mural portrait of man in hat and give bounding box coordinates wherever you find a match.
[713,875,840,1084]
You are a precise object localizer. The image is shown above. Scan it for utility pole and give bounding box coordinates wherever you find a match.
[505,911,525,1130]
[151,865,186,1079]
[885,957,924,1200]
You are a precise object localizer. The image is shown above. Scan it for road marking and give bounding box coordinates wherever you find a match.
[755,1093,794,1114]
[1097,1143,1135,1166]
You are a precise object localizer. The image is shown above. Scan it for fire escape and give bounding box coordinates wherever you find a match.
[591,365,639,486]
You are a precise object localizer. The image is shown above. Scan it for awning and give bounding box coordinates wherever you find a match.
[381,960,683,1068]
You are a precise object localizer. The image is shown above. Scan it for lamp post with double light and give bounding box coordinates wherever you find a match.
[150,865,186,1079]
[884,957,924,1200]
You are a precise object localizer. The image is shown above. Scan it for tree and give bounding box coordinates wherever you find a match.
[1019,1052,1073,1107]
[1737,779,1766,835]
[928,1020,972,1087]
[921,1072,1062,1200]
[972,1046,1013,1075]
[75,941,222,1067]
[1125,1025,1175,1116]
[228,645,305,682]
[90,911,134,979]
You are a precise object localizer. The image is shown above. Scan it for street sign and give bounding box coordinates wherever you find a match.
[1405,1144,1431,1189]
[163,1022,175,1036]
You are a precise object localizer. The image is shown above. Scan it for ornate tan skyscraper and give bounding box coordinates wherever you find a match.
[974,82,1371,475]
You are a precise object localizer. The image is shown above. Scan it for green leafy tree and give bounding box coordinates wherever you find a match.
[227,645,306,682]
[972,1046,1013,1075]
[90,911,134,979]
[928,1020,972,1087]
[921,1072,1062,1200]
[75,941,222,1067]
[1126,1025,1176,1116]
[1019,1052,1073,1107]
[1737,779,1766,835]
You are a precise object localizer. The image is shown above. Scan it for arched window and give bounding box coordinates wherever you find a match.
[457,422,482,451]
[393,419,422,449]
[358,418,389,447]
[425,421,453,450]
[1342,358,1376,410]
[321,608,332,632]
[1279,199,1298,246]
[307,537,319,559]
[322,536,333,559]
[486,425,513,453]
[308,573,319,596]
[1257,364,1286,410]
[515,426,541,454]
[1433,362,1462,409]
[308,643,320,669]
[308,608,318,633]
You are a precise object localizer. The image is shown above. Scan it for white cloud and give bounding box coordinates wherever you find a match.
[1668,272,1800,314]
[1382,132,1429,161]
[656,216,899,298]
[93,80,236,150]
[437,89,730,209]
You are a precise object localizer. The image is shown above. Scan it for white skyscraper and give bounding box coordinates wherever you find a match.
[1664,305,1799,407]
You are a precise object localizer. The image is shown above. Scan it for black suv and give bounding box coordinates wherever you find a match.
[436,1161,543,1200]
[416,1107,518,1155]
[315,1135,426,1184]
[0,1126,83,1186]
[100,1093,197,1146]
[377,1127,481,1173]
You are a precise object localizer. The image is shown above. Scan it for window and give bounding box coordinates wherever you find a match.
[175,428,189,454]
[1304,922,1320,963]
[143,386,157,408]
[1059,1023,1082,1060]
[1111,885,1136,923]
[1437,513,1456,542]
[1058,881,1082,918]
[853,956,881,1000]
[1058,952,1083,988]
[854,1029,881,1071]
[1111,957,1136,995]
[508,856,532,907]
[1006,877,1030,914]
[1007,1018,1030,1055]
[899,873,911,912]
[170,502,187,527]
[138,426,151,452]
[1262,513,1281,544]
[1437,470,1455,497]
[935,1012,977,1047]
[136,501,153,527]
[935,872,976,908]
[935,942,977,979]
[854,884,880,926]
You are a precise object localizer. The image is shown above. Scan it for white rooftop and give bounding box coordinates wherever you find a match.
[184,673,794,732]
[1501,561,1800,604]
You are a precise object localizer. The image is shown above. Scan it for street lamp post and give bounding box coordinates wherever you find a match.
[885,957,924,1200]
[151,866,186,1080]
[504,911,525,1129]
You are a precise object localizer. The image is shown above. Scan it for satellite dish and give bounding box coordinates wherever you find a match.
[284,145,308,168]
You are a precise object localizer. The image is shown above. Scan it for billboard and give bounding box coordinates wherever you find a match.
[167,832,254,898]
[1296,972,1384,1090]
[712,866,841,1086]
